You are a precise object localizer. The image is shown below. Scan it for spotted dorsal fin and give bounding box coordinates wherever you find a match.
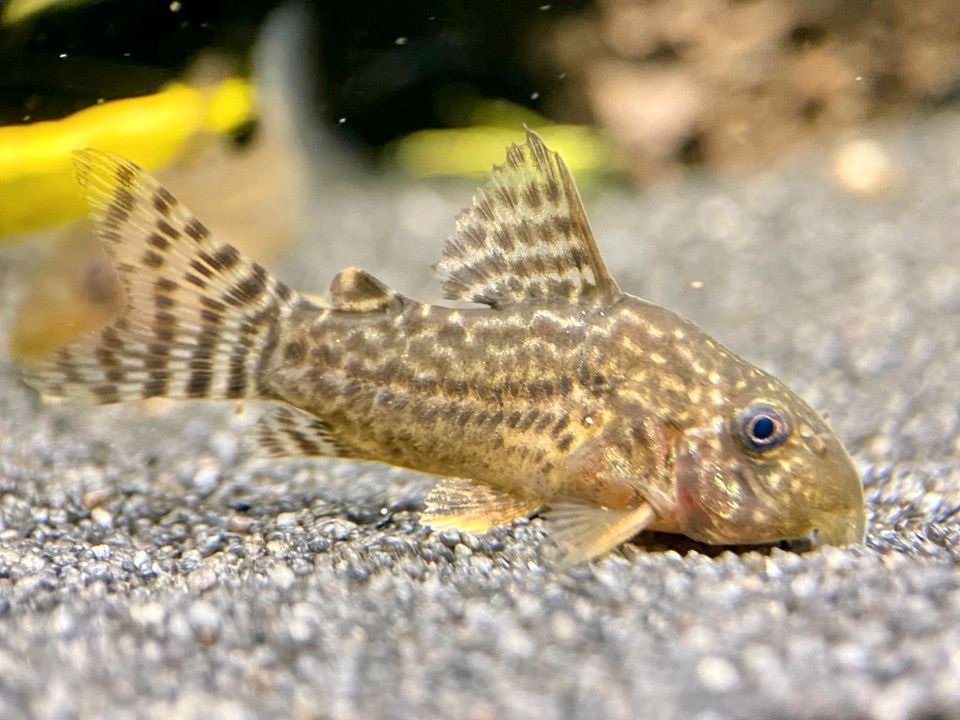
[328,266,401,311]
[434,129,621,308]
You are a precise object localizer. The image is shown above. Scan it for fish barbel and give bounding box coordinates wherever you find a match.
[25,131,866,563]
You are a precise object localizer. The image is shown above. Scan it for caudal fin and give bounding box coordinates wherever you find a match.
[24,149,303,404]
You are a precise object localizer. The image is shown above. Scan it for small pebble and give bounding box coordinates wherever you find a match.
[438,530,461,548]
[188,601,221,642]
[187,566,218,594]
[89,544,111,560]
[82,488,112,509]
[269,564,296,591]
[696,656,741,693]
[129,602,166,628]
[833,138,895,195]
[277,512,300,528]
[227,515,254,533]
[191,460,220,494]
[91,507,113,529]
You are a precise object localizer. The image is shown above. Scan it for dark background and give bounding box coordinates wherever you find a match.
[0,0,586,153]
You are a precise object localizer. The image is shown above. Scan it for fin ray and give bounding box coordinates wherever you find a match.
[545,501,654,565]
[435,129,620,308]
[23,149,305,404]
[252,404,339,458]
[328,266,402,312]
[420,478,539,533]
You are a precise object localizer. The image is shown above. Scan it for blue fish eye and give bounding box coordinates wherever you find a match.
[738,403,790,452]
[752,416,775,439]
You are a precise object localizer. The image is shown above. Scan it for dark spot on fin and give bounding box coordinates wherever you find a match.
[329,266,402,312]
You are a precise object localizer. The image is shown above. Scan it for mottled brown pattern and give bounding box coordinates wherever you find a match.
[24,133,866,564]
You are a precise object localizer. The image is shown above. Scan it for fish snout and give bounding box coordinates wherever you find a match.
[792,508,866,550]
[671,426,867,548]
[811,436,866,546]
[781,433,865,548]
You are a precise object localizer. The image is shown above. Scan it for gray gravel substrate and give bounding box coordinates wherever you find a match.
[1,113,960,720]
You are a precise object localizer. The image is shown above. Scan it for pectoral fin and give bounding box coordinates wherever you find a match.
[545,501,654,565]
[420,478,539,533]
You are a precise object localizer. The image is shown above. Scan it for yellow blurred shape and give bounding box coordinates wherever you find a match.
[460,97,546,129]
[388,99,612,178]
[9,88,300,363]
[0,78,254,239]
[392,124,613,178]
[205,78,254,134]
[1,0,92,24]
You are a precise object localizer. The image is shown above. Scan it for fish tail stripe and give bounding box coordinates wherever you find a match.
[23,149,307,404]
[251,404,338,459]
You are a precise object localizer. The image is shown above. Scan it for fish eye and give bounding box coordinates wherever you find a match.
[737,403,791,452]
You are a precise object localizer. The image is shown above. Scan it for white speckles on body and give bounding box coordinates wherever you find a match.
[766,471,783,490]
[714,476,742,519]
[619,335,645,358]
[428,345,457,363]
[531,308,582,331]
[495,314,531,332]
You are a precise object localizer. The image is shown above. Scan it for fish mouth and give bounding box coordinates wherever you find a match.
[669,427,867,550]
[811,509,867,546]
[808,438,867,548]
[777,509,866,552]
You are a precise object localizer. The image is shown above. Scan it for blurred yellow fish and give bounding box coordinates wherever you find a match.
[0,77,253,239]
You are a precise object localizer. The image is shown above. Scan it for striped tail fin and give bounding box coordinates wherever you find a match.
[24,149,304,404]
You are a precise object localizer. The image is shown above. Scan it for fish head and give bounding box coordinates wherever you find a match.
[668,372,866,548]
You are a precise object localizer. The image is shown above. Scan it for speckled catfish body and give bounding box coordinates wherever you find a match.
[26,132,866,563]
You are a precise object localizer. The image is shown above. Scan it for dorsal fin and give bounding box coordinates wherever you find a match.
[329,266,401,311]
[434,129,621,308]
